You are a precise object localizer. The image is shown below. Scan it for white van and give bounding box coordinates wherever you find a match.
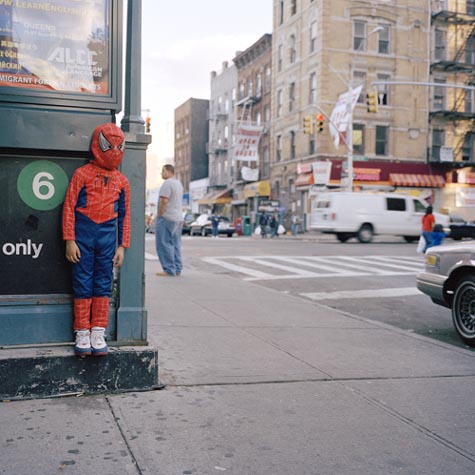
[309,192,448,243]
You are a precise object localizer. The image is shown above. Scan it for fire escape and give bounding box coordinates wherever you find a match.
[430,0,475,164]
[208,104,229,188]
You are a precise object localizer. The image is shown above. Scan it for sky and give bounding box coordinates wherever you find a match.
[141,0,273,187]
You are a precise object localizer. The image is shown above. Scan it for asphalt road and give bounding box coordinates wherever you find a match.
[146,232,475,352]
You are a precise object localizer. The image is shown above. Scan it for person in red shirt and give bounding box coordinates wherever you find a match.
[421,205,435,252]
[62,123,130,357]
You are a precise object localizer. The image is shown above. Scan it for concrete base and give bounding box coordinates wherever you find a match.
[0,345,160,400]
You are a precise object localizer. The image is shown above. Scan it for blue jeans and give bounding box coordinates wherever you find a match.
[155,217,183,275]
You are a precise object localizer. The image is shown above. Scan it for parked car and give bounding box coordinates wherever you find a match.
[189,214,235,237]
[145,211,198,235]
[416,242,475,347]
[182,212,199,235]
[310,192,449,243]
[448,215,475,241]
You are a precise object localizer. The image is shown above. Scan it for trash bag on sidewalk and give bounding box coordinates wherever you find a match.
[416,235,426,254]
[254,225,261,236]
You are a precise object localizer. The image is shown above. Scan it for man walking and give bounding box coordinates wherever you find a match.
[155,164,183,276]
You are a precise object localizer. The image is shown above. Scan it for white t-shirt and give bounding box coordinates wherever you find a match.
[159,178,183,222]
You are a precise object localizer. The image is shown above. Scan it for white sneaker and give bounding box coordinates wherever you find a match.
[74,329,91,357]
[91,327,108,356]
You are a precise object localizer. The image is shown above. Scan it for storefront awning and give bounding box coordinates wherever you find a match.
[197,188,232,205]
[244,180,271,198]
[389,174,445,188]
[295,173,314,187]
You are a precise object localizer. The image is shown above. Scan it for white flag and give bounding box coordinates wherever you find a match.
[329,85,363,149]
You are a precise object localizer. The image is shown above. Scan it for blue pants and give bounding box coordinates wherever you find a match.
[155,217,182,275]
[72,214,116,299]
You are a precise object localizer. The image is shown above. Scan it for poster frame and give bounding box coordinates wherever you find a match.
[0,0,123,112]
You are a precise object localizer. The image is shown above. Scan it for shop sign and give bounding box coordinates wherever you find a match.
[0,0,111,95]
[312,161,332,185]
[353,168,381,181]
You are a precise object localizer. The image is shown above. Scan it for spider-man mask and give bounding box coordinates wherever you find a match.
[91,123,125,170]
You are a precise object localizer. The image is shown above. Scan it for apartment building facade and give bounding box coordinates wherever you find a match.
[429,0,475,211]
[271,0,475,221]
[232,34,273,218]
[174,98,209,197]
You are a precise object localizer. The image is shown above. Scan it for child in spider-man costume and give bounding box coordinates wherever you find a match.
[62,123,130,357]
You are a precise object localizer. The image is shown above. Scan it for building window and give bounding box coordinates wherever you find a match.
[279,0,284,25]
[309,72,317,104]
[278,45,283,72]
[265,67,271,93]
[263,146,270,178]
[277,89,283,117]
[353,124,365,155]
[310,21,317,53]
[354,21,366,50]
[462,132,474,161]
[256,73,262,97]
[290,131,296,159]
[309,135,315,155]
[239,83,245,100]
[256,111,262,126]
[289,82,295,112]
[434,29,446,61]
[291,0,297,15]
[289,178,295,194]
[432,129,444,161]
[466,89,474,113]
[274,180,280,200]
[264,105,270,123]
[378,25,390,54]
[433,79,446,110]
[466,33,475,65]
[375,126,388,156]
[353,71,366,103]
[247,79,253,97]
[377,73,390,105]
[276,135,282,161]
[290,34,296,63]
[467,0,475,15]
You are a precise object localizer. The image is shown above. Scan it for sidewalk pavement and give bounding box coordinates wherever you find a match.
[2,258,475,475]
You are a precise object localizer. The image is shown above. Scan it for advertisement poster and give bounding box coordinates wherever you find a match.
[0,0,110,95]
[233,124,264,162]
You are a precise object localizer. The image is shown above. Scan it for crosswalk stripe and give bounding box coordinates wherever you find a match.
[311,256,399,275]
[202,255,423,281]
[203,257,273,279]
[269,256,361,275]
[145,252,158,261]
[301,287,422,301]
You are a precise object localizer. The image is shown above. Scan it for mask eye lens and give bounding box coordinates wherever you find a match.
[118,141,125,151]
[98,131,113,152]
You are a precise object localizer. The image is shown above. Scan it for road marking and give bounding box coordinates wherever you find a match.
[301,287,422,301]
[203,257,273,279]
[202,255,423,281]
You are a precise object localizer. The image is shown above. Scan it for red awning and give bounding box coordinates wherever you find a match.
[389,174,445,188]
[295,173,314,187]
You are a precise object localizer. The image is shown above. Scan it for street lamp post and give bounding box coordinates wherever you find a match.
[347,26,383,192]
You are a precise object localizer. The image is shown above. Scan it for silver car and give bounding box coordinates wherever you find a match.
[417,242,475,347]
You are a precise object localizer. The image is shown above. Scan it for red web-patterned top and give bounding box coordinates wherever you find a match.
[62,162,131,247]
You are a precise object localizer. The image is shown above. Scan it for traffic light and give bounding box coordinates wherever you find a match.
[302,115,313,134]
[145,116,151,133]
[366,90,379,113]
[316,113,324,133]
